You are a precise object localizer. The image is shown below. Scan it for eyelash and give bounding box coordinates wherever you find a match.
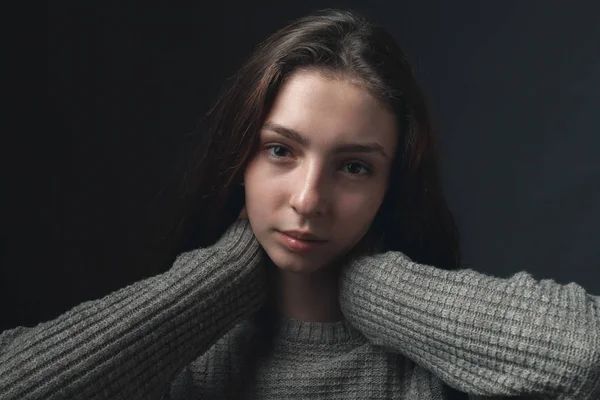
[263,144,373,176]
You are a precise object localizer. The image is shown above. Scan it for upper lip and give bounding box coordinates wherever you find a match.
[280,230,326,241]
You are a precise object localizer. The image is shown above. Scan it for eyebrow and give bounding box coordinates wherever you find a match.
[262,122,388,158]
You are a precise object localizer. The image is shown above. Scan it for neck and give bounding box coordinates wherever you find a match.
[274,264,343,323]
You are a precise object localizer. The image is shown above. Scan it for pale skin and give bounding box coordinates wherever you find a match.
[241,68,398,322]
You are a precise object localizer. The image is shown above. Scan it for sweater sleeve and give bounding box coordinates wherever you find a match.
[0,219,266,400]
[338,251,600,399]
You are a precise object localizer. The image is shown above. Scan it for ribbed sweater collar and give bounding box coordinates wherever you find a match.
[274,317,366,344]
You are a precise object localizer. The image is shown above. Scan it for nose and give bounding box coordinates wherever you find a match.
[289,162,329,218]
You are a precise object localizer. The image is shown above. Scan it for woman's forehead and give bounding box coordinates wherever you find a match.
[264,70,398,151]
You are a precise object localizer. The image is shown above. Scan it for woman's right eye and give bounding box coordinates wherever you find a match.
[264,144,292,159]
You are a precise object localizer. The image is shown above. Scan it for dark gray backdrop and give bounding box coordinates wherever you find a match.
[2,1,599,331]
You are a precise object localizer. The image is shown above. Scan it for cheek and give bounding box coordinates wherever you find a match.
[334,189,386,236]
[244,181,267,219]
[243,161,285,227]
[343,181,386,214]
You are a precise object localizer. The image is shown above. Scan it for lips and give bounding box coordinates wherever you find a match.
[280,230,325,241]
[276,231,327,253]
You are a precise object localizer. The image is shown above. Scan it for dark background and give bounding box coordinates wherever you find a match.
[2,1,599,333]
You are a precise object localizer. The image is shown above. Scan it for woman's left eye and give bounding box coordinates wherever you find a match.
[343,162,372,176]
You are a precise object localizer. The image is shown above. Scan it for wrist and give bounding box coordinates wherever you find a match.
[215,218,261,258]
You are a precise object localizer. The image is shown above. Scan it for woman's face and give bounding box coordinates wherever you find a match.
[244,69,398,273]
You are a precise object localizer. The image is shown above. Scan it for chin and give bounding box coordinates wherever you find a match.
[266,246,331,274]
[271,256,323,274]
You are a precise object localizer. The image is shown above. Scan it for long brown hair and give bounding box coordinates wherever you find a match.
[169,8,460,273]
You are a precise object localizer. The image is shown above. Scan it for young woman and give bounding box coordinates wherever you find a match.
[1,8,598,400]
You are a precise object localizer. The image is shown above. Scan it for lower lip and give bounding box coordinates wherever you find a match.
[276,231,326,253]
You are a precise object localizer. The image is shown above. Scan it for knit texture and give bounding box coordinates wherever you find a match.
[166,317,447,399]
[1,219,599,399]
[339,251,600,399]
[0,219,266,400]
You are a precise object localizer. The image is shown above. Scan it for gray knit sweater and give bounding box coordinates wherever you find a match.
[0,219,598,399]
